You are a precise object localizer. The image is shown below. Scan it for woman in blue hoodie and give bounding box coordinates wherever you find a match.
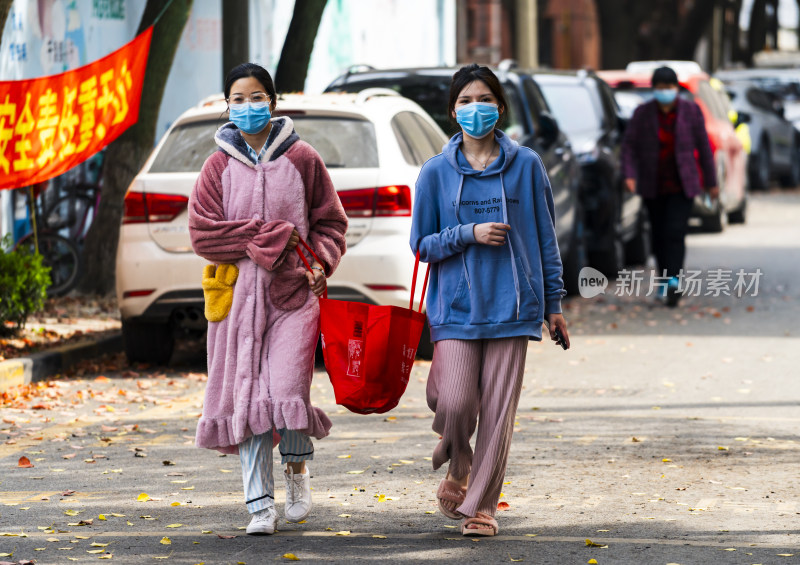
[410,64,569,537]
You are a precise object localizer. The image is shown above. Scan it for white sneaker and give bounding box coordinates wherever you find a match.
[246,505,277,535]
[284,465,312,522]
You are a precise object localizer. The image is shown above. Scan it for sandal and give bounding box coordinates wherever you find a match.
[437,479,467,520]
[461,512,498,537]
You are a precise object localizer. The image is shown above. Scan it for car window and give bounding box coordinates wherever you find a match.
[697,81,728,121]
[149,117,379,173]
[392,111,438,166]
[596,79,620,127]
[500,82,527,141]
[538,83,603,135]
[411,113,447,155]
[149,121,219,173]
[521,78,545,129]
[327,77,453,134]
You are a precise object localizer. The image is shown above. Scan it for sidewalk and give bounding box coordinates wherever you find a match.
[0,296,123,393]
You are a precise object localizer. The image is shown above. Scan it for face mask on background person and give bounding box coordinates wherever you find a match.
[456,102,500,139]
[229,101,271,134]
[653,89,678,105]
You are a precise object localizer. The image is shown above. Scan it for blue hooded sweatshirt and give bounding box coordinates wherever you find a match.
[409,130,566,342]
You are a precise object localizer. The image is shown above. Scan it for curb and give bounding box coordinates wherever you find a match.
[0,332,123,393]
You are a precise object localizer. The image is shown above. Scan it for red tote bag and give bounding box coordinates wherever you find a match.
[295,241,430,415]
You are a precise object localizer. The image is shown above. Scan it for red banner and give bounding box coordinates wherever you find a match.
[0,27,153,190]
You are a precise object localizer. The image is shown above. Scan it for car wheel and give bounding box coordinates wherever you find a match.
[625,207,652,266]
[416,320,434,360]
[563,204,588,296]
[778,144,800,188]
[728,197,747,224]
[748,142,770,190]
[122,319,175,365]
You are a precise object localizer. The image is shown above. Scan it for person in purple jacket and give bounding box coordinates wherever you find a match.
[622,66,718,307]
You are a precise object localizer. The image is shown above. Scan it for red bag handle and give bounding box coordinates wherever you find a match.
[295,238,328,299]
[409,251,430,313]
[297,237,429,312]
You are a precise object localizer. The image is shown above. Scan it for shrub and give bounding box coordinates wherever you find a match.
[0,235,51,335]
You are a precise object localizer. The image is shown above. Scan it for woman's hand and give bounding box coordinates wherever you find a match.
[285,229,300,252]
[473,223,510,246]
[305,263,327,297]
[546,313,570,349]
[625,178,636,193]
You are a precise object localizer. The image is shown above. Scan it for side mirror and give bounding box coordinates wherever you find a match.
[537,111,560,149]
[736,111,751,126]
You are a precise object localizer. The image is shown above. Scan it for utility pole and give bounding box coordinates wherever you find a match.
[222,0,250,88]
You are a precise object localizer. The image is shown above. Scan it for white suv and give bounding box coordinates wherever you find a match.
[116,90,447,364]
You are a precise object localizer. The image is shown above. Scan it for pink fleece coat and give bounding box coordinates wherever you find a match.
[188,118,347,453]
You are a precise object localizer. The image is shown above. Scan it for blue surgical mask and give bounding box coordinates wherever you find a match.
[456,102,500,139]
[653,88,678,105]
[229,102,271,134]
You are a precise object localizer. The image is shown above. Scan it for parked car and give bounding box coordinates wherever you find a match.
[326,66,590,293]
[598,69,748,230]
[715,70,800,189]
[116,90,448,364]
[533,70,649,277]
[716,68,800,133]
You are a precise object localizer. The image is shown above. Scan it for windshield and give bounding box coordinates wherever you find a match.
[326,75,527,138]
[611,87,694,119]
[149,117,379,173]
[538,84,602,135]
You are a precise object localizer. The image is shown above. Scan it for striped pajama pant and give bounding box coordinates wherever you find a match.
[239,429,314,513]
[427,336,528,518]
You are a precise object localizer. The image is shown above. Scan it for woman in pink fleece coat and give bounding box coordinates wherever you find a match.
[188,63,347,535]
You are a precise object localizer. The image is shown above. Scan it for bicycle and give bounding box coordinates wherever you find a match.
[12,185,82,297]
[41,182,100,243]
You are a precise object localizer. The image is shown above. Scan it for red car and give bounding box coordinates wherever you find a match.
[598,70,747,231]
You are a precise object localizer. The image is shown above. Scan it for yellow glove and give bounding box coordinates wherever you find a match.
[202,264,239,322]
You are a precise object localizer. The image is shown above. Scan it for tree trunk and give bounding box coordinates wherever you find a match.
[222,0,250,88]
[0,0,13,48]
[672,0,717,60]
[595,0,660,69]
[77,0,194,296]
[274,0,328,92]
[746,0,767,65]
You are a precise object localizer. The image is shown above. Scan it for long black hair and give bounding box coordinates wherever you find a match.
[224,63,277,110]
[447,64,508,127]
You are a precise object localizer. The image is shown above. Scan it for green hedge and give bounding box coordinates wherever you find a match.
[0,235,51,335]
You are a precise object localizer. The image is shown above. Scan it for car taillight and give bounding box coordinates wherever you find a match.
[122,191,189,224]
[338,186,412,217]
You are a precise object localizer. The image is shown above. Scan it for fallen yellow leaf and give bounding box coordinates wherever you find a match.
[283,554,300,561]
[201,530,213,534]
[335,530,350,536]
[136,493,151,502]
[160,537,171,545]
[585,539,608,548]
[90,542,109,547]
[99,554,113,559]
[337,455,351,459]
[64,509,81,516]
[588,560,598,564]
[339,514,351,518]
[166,524,183,528]
[346,470,365,475]
[372,535,387,539]
[662,458,672,463]
[171,502,182,507]
[111,513,125,517]
[98,514,107,520]
[181,486,195,490]
[87,549,105,554]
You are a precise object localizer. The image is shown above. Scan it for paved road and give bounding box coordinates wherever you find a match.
[1,191,799,564]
